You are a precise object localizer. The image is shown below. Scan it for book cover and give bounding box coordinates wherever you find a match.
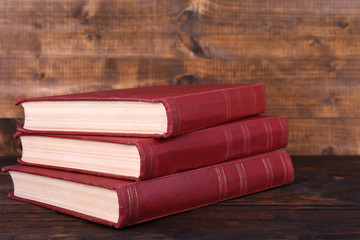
[3,150,294,228]
[16,115,288,180]
[15,84,266,138]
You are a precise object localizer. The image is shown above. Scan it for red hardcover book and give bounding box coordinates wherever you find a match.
[3,150,294,229]
[15,84,266,138]
[16,115,288,180]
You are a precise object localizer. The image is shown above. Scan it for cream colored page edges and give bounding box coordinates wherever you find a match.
[22,101,168,134]
[21,136,141,177]
[10,171,119,223]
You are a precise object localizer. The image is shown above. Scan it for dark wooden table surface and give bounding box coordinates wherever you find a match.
[1,156,359,239]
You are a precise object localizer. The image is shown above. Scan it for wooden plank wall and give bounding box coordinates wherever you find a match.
[1,0,359,156]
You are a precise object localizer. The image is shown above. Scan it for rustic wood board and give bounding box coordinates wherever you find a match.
[287,119,360,155]
[1,58,360,119]
[1,0,360,155]
[0,0,359,58]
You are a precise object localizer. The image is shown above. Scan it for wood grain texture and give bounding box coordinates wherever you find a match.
[195,0,360,59]
[0,0,190,58]
[287,119,360,156]
[1,156,359,239]
[1,58,359,118]
[0,0,359,59]
[1,0,360,155]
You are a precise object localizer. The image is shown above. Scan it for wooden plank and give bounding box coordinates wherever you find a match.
[1,58,360,118]
[287,119,360,155]
[196,0,360,59]
[0,207,359,239]
[0,156,359,239]
[0,0,359,58]
[0,0,190,58]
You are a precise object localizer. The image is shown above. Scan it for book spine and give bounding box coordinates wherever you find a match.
[137,116,287,180]
[118,150,294,228]
[164,84,266,137]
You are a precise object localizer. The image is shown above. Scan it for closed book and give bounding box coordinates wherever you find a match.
[16,115,288,180]
[15,84,266,138]
[3,150,294,229]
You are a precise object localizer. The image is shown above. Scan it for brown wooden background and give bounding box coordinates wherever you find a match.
[1,0,359,157]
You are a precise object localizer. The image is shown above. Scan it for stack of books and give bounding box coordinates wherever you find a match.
[3,84,294,228]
